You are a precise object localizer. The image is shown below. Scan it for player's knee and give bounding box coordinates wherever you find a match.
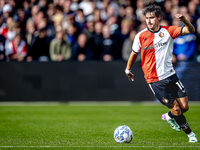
[182,105,189,113]
[172,104,182,115]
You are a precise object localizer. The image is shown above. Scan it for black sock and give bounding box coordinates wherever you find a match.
[168,111,174,118]
[173,114,192,134]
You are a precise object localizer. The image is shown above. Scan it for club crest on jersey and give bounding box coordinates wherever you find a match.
[163,98,169,104]
[159,32,164,38]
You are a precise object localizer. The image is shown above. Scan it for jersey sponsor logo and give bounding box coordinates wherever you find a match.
[142,41,167,50]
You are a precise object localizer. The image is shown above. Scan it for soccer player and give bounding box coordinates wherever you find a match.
[125,4,198,142]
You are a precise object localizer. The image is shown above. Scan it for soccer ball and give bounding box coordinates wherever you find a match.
[114,125,133,143]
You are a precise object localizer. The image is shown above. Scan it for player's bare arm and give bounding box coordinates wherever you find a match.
[175,14,195,36]
[125,51,138,81]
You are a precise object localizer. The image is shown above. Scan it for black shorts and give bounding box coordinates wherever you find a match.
[149,74,187,106]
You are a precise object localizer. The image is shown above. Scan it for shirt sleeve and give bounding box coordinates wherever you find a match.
[132,33,141,53]
[166,26,183,39]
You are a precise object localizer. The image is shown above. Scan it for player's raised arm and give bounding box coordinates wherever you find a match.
[175,14,195,36]
[125,51,138,81]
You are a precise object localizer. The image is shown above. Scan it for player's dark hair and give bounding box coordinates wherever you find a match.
[142,4,162,18]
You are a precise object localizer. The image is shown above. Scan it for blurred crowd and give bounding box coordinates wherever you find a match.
[0,0,200,62]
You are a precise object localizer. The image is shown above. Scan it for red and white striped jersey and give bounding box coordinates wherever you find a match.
[5,40,27,57]
[132,25,183,83]
[0,27,16,41]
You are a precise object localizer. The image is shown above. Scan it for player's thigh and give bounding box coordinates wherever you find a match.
[176,96,189,112]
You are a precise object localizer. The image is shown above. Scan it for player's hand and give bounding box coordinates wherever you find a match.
[125,72,134,81]
[175,14,185,22]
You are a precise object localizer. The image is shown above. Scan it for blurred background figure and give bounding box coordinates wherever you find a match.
[114,19,133,59]
[25,19,37,62]
[72,33,93,62]
[92,21,103,60]
[173,14,197,63]
[82,15,95,43]
[100,25,119,62]
[65,23,79,47]
[79,0,93,16]
[75,9,86,32]
[5,33,27,61]
[29,27,51,61]
[0,17,17,47]
[122,29,140,62]
[49,26,71,62]
[2,4,13,26]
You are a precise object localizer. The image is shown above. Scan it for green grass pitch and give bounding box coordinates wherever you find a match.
[0,102,199,150]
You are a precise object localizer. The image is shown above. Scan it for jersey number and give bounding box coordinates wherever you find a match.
[176,80,186,93]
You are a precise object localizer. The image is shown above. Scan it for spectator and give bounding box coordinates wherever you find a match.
[2,4,13,26]
[114,19,133,58]
[30,4,39,26]
[38,0,48,12]
[25,19,37,62]
[122,30,141,62]
[106,5,116,19]
[30,0,38,8]
[0,17,16,42]
[72,33,93,61]
[49,26,71,62]
[173,14,197,62]
[34,10,46,30]
[0,34,5,60]
[70,0,79,12]
[0,0,6,15]
[5,33,27,61]
[65,23,79,47]
[75,9,86,31]
[117,6,125,26]
[55,4,63,14]
[188,0,199,29]
[82,15,95,42]
[29,27,51,61]
[56,0,64,6]
[62,13,75,30]
[118,0,132,7]
[23,0,32,19]
[63,0,74,16]
[51,13,64,36]
[17,9,27,32]
[47,3,55,21]
[12,21,26,40]
[93,8,105,24]
[92,21,103,60]
[100,25,119,61]
[46,3,56,38]
[106,15,119,35]
[162,0,173,24]
[135,0,145,23]
[124,6,135,21]
[79,0,93,16]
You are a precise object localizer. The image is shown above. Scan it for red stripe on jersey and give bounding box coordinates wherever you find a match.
[139,30,159,83]
[11,41,17,54]
[0,28,8,37]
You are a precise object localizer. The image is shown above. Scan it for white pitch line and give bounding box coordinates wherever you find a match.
[0,146,200,148]
[159,146,200,148]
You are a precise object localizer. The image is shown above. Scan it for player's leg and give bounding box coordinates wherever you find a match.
[162,100,181,132]
[176,96,189,113]
[167,97,197,142]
